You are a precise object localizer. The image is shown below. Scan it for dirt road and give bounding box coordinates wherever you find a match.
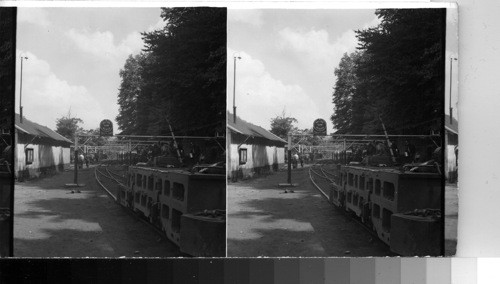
[14,167,181,257]
[227,166,392,257]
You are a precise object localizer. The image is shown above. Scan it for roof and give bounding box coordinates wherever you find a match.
[15,114,73,145]
[227,112,287,145]
[445,114,458,135]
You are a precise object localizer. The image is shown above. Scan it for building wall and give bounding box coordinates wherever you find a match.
[228,139,285,179]
[445,131,458,183]
[15,142,70,180]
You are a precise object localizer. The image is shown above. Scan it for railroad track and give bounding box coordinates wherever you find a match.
[106,167,126,180]
[94,165,165,238]
[309,164,336,199]
[308,163,382,242]
[94,165,126,200]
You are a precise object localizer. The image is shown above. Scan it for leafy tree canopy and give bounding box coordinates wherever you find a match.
[55,111,83,140]
[117,7,226,137]
[331,9,445,135]
[0,9,15,128]
[270,111,298,139]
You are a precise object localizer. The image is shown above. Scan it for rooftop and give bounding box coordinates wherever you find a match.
[15,114,73,145]
[227,112,286,145]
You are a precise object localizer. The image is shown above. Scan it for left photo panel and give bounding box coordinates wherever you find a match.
[0,8,16,257]
[6,7,226,257]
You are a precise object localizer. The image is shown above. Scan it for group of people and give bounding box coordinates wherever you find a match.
[133,141,223,168]
[342,139,435,164]
[77,153,90,169]
[291,152,304,169]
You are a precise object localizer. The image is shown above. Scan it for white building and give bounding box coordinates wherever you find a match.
[445,114,458,183]
[14,114,72,180]
[227,112,286,180]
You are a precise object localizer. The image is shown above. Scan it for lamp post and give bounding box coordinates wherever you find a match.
[233,54,241,123]
[449,57,457,124]
[19,56,28,123]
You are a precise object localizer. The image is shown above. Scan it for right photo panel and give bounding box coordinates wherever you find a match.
[227,7,457,257]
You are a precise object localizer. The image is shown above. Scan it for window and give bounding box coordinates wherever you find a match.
[173,182,185,201]
[171,209,182,233]
[373,204,380,219]
[136,174,142,188]
[375,179,381,195]
[162,204,170,219]
[383,182,395,201]
[25,148,34,165]
[164,180,171,196]
[348,173,354,186]
[382,208,393,233]
[148,175,154,191]
[359,176,365,190]
[156,179,162,192]
[239,148,247,165]
[367,178,374,191]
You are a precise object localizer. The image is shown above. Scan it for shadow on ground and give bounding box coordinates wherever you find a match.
[14,169,181,257]
[228,167,392,257]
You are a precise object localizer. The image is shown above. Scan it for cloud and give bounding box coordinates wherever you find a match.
[17,8,51,27]
[15,51,104,130]
[277,15,380,69]
[278,27,358,71]
[227,50,319,130]
[273,16,381,130]
[228,10,264,27]
[65,29,144,62]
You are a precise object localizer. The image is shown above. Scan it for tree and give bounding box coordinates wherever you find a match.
[81,128,107,146]
[0,9,15,134]
[331,51,367,134]
[133,7,226,137]
[55,111,83,140]
[270,111,298,139]
[116,53,147,135]
[330,9,445,135]
[355,9,445,134]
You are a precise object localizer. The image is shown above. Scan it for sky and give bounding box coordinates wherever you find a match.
[227,8,459,133]
[15,8,165,131]
[14,7,458,134]
[227,9,380,133]
[445,7,459,124]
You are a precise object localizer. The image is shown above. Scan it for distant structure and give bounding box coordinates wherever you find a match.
[14,114,72,180]
[227,112,287,180]
[445,114,458,183]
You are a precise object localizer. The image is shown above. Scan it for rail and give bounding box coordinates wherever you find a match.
[308,162,384,244]
[94,165,166,239]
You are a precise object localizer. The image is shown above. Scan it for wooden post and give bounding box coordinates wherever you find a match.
[287,133,292,184]
[128,141,132,165]
[167,121,183,165]
[379,115,397,163]
[343,138,346,164]
[73,133,78,185]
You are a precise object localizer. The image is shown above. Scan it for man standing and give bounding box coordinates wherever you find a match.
[78,153,84,169]
[293,152,299,169]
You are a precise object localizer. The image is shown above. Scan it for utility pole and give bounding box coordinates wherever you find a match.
[287,133,292,184]
[233,55,241,123]
[19,56,28,123]
[74,133,78,185]
[449,57,457,124]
